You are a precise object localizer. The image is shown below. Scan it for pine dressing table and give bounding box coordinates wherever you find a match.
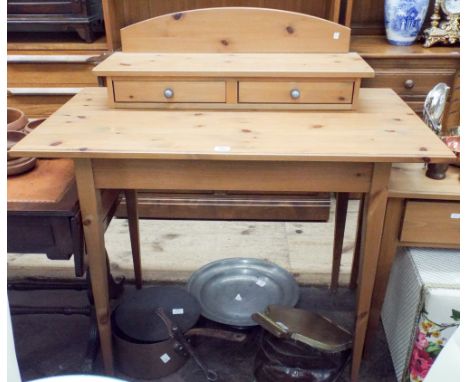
[10,8,455,381]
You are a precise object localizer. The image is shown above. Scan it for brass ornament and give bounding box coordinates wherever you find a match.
[422,0,460,47]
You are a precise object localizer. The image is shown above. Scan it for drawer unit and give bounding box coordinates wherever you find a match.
[400,201,460,245]
[362,70,456,99]
[238,80,354,104]
[113,79,226,103]
[94,52,374,111]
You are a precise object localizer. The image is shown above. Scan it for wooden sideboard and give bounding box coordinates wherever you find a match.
[351,36,460,132]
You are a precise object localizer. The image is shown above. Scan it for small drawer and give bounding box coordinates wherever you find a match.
[113,80,226,103]
[362,71,455,97]
[400,201,460,245]
[238,80,354,104]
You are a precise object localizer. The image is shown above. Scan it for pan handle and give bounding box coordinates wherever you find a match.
[185,328,246,342]
[156,308,218,381]
[251,312,290,339]
[155,308,176,338]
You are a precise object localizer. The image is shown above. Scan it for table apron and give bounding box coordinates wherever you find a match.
[90,159,373,193]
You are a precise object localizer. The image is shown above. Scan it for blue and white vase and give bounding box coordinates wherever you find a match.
[385,0,429,45]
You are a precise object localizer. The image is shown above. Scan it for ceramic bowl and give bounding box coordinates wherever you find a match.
[24,118,46,134]
[7,131,27,161]
[7,157,37,176]
[7,107,28,132]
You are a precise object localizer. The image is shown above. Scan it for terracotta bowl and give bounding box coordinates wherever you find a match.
[24,118,46,134]
[7,107,28,132]
[7,157,37,176]
[7,131,27,161]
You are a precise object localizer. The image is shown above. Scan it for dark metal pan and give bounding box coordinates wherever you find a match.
[112,286,246,380]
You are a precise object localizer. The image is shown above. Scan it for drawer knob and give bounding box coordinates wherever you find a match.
[404,79,415,90]
[290,89,301,99]
[163,88,174,99]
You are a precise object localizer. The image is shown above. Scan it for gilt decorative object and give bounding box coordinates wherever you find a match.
[385,0,430,45]
[423,0,460,47]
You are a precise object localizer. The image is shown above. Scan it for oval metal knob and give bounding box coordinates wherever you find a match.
[404,79,415,90]
[290,88,301,99]
[163,88,174,98]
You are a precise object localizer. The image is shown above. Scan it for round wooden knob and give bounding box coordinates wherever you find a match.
[290,89,301,99]
[164,88,174,98]
[404,79,415,90]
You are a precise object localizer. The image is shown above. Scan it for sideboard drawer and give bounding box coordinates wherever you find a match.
[238,80,354,104]
[400,201,460,245]
[113,80,226,103]
[362,71,455,97]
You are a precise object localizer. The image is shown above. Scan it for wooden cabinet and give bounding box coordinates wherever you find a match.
[351,36,460,131]
[7,0,103,42]
[351,36,460,130]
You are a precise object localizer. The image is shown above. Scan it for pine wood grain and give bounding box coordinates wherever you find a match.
[388,164,460,200]
[74,159,113,373]
[238,80,353,104]
[120,7,351,53]
[91,159,373,192]
[351,162,391,382]
[10,87,455,163]
[400,201,460,245]
[113,79,226,103]
[93,52,374,78]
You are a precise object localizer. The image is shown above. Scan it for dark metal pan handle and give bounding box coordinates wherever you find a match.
[185,328,246,342]
[156,308,218,381]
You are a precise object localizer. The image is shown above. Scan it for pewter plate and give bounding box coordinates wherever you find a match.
[187,258,299,326]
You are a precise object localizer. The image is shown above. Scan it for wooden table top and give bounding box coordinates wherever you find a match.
[93,52,375,78]
[389,163,460,200]
[11,87,455,163]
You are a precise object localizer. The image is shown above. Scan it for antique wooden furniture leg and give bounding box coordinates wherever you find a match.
[365,198,405,344]
[331,192,349,290]
[74,158,113,374]
[351,163,391,382]
[124,190,142,289]
[349,194,365,289]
